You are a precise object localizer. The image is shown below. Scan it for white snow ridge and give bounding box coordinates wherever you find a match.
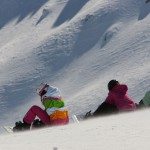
[0,0,150,149]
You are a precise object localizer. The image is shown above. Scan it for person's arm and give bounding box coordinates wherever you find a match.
[114,95,136,111]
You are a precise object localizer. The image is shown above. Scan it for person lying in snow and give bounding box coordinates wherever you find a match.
[13,83,69,132]
[85,80,136,118]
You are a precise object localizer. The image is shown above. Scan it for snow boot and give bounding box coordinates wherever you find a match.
[32,119,45,128]
[13,121,30,132]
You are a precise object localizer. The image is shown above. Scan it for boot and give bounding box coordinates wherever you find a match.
[13,121,30,132]
[33,119,45,128]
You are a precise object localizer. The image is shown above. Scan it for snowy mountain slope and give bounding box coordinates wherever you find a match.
[0,0,150,135]
[0,0,69,124]
[15,0,150,115]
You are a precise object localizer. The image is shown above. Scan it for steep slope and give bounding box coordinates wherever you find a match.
[0,0,149,131]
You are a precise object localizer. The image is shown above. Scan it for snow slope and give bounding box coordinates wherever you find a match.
[0,0,150,148]
[1,109,150,150]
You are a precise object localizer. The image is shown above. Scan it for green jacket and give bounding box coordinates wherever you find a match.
[142,91,150,106]
[42,98,65,109]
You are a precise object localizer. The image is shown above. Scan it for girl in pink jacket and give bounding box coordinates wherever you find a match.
[105,80,136,111]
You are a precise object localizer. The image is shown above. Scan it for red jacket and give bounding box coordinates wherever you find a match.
[105,84,136,111]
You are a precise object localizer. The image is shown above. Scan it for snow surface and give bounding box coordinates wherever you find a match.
[0,0,150,149]
[1,109,150,150]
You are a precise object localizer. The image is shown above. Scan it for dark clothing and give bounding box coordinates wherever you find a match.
[13,119,45,132]
[93,101,118,116]
[136,100,145,109]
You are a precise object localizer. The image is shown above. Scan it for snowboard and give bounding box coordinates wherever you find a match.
[2,115,80,133]
[2,126,13,133]
[72,115,80,123]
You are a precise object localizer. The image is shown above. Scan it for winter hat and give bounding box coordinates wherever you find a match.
[43,86,61,99]
[108,80,119,91]
[142,91,150,106]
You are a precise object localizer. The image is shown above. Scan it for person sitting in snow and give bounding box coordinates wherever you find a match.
[104,80,136,111]
[13,83,69,132]
[138,91,150,108]
[85,80,136,118]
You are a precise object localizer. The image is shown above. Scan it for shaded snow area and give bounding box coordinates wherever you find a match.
[1,110,150,150]
[0,0,150,149]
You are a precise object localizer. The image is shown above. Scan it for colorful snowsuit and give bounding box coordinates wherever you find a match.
[105,84,136,111]
[42,97,69,125]
[23,86,69,126]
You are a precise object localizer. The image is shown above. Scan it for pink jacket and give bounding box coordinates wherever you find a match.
[105,84,136,111]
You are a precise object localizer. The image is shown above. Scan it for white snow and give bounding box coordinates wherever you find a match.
[0,0,150,149]
[1,109,150,150]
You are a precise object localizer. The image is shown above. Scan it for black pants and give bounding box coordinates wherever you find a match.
[93,101,118,116]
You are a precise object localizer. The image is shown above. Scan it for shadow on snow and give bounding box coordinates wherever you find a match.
[53,0,90,27]
[0,0,48,29]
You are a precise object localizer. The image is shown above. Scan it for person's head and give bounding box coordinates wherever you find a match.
[108,80,119,91]
[36,83,49,97]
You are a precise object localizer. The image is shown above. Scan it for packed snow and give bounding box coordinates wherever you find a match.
[0,109,150,150]
[0,0,150,149]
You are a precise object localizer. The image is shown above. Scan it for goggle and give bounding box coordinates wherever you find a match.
[36,83,49,96]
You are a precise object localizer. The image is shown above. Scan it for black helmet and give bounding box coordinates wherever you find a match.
[108,80,119,91]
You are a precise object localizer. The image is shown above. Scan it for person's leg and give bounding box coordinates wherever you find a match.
[93,101,118,116]
[23,105,50,125]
